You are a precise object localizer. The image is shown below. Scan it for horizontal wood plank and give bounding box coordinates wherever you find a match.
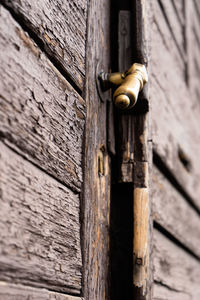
[153,230,200,299]
[0,142,81,294]
[0,5,85,192]
[150,11,200,209]
[152,166,200,258]
[2,0,87,89]
[0,282,83,300]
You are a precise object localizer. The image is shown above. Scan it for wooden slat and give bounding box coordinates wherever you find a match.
[171,0,185,25]
[187,1,200,106]
[153,283,190,300]
[158,0,185,55]
[0,5,85,192]
[152,0,185,72]
[152,166,200,258]
[0,142,81,294]
[153,230,200,299]
[83,0,111,299]
[0,282,83,300]
[2,0,87,89]
[150,13,200,210]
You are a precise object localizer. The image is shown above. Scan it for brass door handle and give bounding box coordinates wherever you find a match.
[98,63,148,110]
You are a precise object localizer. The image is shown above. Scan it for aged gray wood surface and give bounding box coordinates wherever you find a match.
[187,0,200,106]
[1,0,88,89]
[0,5,85,193]
[152,166,200,258]
[0,142,81,294]
[83,0,111,299]
[153,230,200,300]
[153,283,190,300]
[0,282,83,300]
[151,0,200,210]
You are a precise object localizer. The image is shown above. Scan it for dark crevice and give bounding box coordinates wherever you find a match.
[110,183,134,300]
[110,1,134,299]
[178,146,192,172]
[0,1,82,96]
[154,221,200,262]
[153,150,200,216]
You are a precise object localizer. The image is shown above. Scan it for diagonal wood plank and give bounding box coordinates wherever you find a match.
[0,5,85,192]
[1,0,88,89]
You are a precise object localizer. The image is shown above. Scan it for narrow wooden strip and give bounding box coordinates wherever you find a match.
[0,142,82,293]
[83,0,111,299]
[153,229,200,299]
[2,0,87,89]
[0,5,85,192]
[152,166,200,258]
[133,188,149,295]
[0,282,83,300]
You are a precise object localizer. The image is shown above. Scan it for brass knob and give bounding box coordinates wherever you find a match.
[113,63,148,110]
[97,63,148,110]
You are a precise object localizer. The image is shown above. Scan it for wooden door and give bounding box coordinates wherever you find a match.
[0,0,111,299]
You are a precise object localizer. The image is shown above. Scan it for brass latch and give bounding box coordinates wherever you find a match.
[98,63,148,110]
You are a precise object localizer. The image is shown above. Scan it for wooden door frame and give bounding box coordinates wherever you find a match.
[82,0,152,299]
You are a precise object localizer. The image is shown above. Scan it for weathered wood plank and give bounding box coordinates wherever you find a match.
[0,142,81,294]
[158,0,185,56]
[187,1,200,105]
[0,5,85,192]
[83,0,111,299]
[153,283,190,300]
[2,0,88,89]
[171,0,185,25]
[150,12,200,209]
[0,282,83,300]
[152,0,184,73]
[152,166,200,258]
[153,230,200,299]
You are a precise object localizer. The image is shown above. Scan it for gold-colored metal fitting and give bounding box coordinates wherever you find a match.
[98,63,148,110]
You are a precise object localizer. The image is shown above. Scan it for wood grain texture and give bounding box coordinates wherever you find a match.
[153,283,190,300]
[153,230,200,299]
[151,0,185,75]
[0,282,83,300]
[157,0,185,58]
[83,0,111,299]
[2,0,88,89]
[0,142,81,294]
[152,166,200,258]
[150,1,200,209]
[187,0,200,106]
[0,5,85,192]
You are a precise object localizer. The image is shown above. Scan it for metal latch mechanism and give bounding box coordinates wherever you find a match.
[98,63,148,110]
